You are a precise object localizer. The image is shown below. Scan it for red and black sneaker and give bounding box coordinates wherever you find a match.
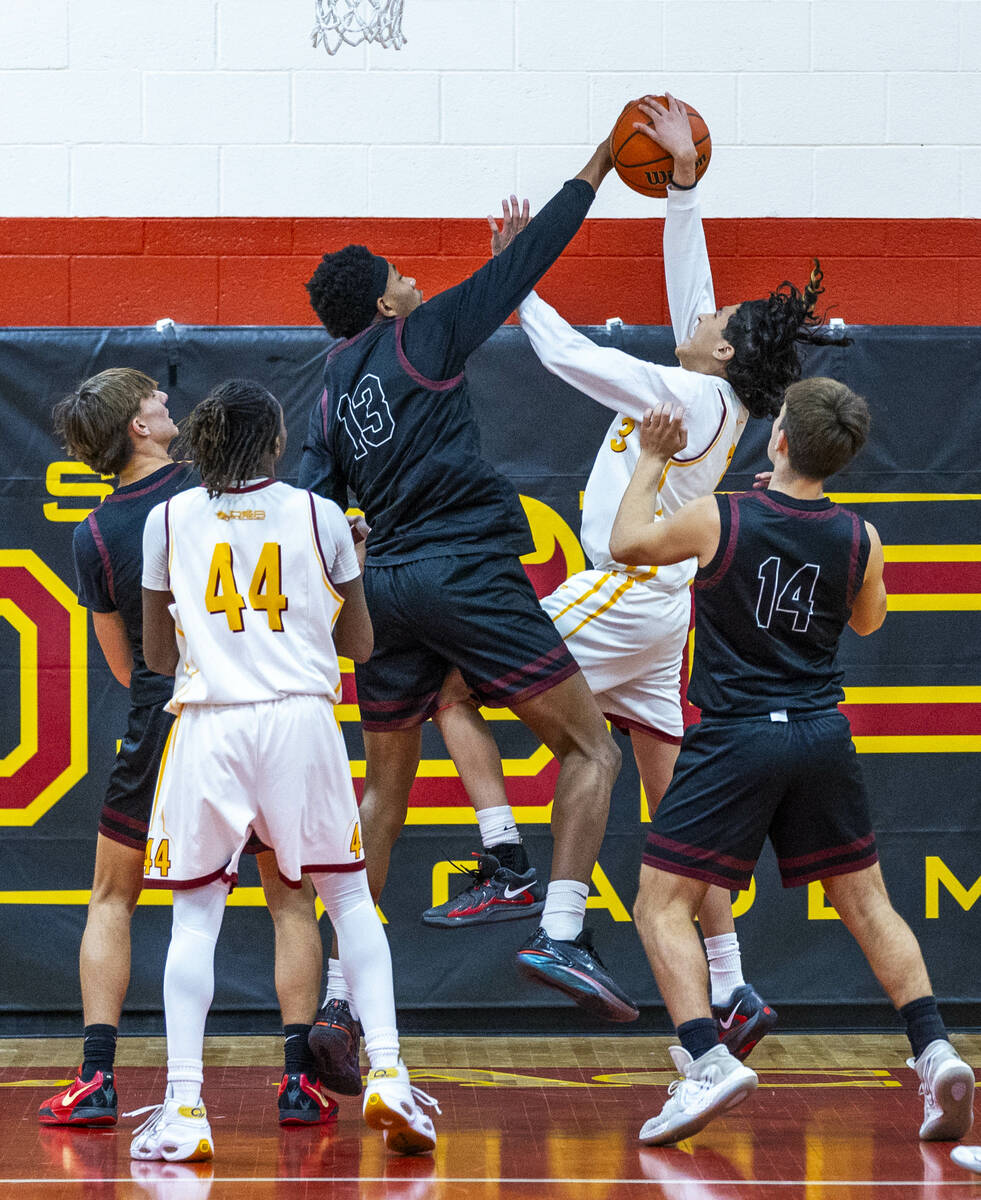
[308,1000,363,1096]
[38,1067,118,1127]
[421,853,545,927]
[277,1073,339,1126]
[712,985,778,1061]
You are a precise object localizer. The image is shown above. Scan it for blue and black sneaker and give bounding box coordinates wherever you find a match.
[711,984,778,1061]
[516,926,639,1023]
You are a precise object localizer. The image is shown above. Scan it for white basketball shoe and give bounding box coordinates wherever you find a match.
[909,1039,975,1141]
[639,1043,758,1146]
[362,1062,439,1155]
[128,1086,214,1162]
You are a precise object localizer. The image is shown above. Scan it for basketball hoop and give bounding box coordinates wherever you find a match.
[312,0,406,54]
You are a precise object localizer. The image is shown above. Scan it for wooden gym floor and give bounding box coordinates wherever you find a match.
[2,1033,980,1198]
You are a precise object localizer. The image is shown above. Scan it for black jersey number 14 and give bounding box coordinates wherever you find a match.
[337,373,396,460]
[756,556,820,633]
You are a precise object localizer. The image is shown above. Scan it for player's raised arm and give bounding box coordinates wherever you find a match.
[848,522,888,636]
[610,404,719,567]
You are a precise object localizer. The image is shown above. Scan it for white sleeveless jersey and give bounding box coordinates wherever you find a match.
[142,479,360,707]
[519,186,748,594]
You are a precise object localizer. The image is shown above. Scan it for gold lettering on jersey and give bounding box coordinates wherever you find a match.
[610,416,636,453]
[216,510,266,521]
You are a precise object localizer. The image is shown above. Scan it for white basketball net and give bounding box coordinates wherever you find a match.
[312,0,406,54]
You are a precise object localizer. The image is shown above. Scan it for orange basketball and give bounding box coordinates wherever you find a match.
[609,97,711,198]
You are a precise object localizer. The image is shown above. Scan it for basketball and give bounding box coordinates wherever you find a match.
[609,97,711,198]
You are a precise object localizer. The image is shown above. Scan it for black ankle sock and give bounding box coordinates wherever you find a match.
[81,1024,117,1079]
[284,1024,317,1077]
[488,841,529,873]
[677,1018,720,1062]
[900,995,947,1061]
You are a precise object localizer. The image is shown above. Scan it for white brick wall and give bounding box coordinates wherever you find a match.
[0,0,977,216]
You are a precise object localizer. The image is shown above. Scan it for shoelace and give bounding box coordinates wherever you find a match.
[410,1084,442,1116]
[665,1074,711,1106]
[123,1102,166,1137]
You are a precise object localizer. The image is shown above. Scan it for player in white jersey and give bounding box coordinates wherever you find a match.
[135,380,437,1162]
[427,96,849,1055]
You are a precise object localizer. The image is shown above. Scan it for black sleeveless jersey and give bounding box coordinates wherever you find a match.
[298,179,595,566]
[73,462,195,707]
[689,490,871,717]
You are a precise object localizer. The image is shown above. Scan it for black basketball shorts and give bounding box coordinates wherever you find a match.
[642,709,878,890]
[355,552,580,731]
[99,701,175,850]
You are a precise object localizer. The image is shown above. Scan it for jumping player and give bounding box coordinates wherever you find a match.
[610,386,975,1146]
[136,380,437,1162]
[39,369,330,1130]
[425,94,841,1057]
[298,127,636,1046]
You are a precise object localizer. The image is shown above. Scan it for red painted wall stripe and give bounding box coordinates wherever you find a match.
[0,217,978,327]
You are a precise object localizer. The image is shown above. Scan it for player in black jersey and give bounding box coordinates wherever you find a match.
[609,381,975,1147]
[299,134,637,1032]
[39,369,332,1130]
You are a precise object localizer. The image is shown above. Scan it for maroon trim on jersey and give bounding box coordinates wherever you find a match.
[86,512,116,607]
[845,510,864,607]
[646,830,756,873]
[100,805,148,833]
[326,323,375,363]
[360,688,441,730]
[672,389,728,464]
[97,825,147,852]
[696,493,741,590]
[104,462,187,503]
[606,713,683,745]
[319,387,330,443]
[778,831,876,871]
[308,491,332,581]
[224,478,276,494]
[395,317,464,392]
[142,864,232,891]
[751,490,839,521]
[641,852,746,892]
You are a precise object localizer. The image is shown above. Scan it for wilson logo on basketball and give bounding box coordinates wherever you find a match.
[216,510,266,521]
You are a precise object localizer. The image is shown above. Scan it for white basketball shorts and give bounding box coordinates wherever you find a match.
[144,692,364,891]
[542,569,691,742]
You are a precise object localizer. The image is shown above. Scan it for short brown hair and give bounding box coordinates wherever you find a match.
[781,377,870,480]
[52,368,157,476]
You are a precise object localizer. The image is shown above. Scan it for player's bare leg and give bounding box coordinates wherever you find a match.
[257,854,336,1126]
[424,668,544,927]
[80,834,144,1025]
[510,673,637,1021]
[633,863,758,1148]
[360,726,423,901]
[40,835,144,1126]
[256,854,322,1023]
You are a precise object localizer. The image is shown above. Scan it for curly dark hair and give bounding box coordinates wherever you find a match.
[306,244,384,339]
[723,261,852,420]
[183,379,281,498]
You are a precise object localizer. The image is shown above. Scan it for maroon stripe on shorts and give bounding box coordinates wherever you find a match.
[607,713,683,745]
[98,825,146,851]
[641,852,747,892]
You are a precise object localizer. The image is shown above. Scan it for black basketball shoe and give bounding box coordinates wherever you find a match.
[422,851,545,927]
[516,926,639,1023]
[712,984,778,1061]
[277,1072,339,1126]
[308,1000,363,1096]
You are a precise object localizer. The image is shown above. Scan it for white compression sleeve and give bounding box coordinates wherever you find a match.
[309,870,400,1067]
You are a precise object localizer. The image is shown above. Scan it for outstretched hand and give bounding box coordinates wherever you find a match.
[639,402,688,460]
[488,195,530,257]
[635,92,696,166]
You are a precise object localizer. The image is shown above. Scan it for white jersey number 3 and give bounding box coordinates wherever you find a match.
[337,373,395,460]
[755,556,820,633]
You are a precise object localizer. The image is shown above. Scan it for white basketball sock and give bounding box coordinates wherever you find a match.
[322,957,359,1022]
[476,804,521,848]
[309,871,400,1070]
[704,932,745,1007]
[164,881,228,1103]
[541,879,589,942]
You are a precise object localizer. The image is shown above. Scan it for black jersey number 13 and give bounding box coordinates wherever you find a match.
[337,373,396,460]
[756,556,820,633]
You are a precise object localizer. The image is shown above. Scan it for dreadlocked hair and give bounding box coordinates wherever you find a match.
[722,259,853,420]
[184,379,281,498]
